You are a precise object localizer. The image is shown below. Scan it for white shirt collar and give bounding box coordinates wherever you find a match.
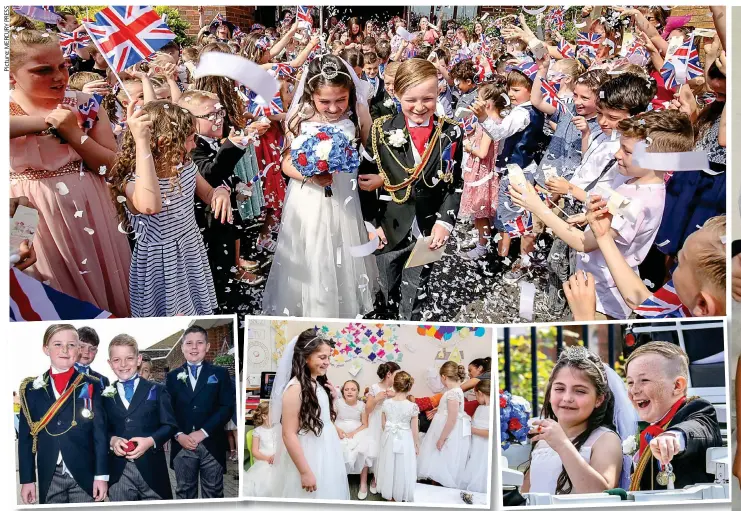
[50,365,73,375]
[407,117,432,128]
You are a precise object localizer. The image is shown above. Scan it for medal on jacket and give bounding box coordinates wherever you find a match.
[79,383,94,420]
[656,463,675,489]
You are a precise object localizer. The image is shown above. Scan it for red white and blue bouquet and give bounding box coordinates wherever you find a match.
[499,389,531,450]
[290,125,360,197]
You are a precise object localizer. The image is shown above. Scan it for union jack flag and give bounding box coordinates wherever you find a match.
[460,115,478,135]
[660,36,702,91]
[634,279,691,318]
[249,91,283,117]
[212,13,225,25]
[269,63,296,80]
[59,30,91,56]
[11,5,60,24]
[514,61,538,81]
[547,7,565,31]
[85,6,176,73]
[557,39,576,59]
[10,268,113,322]
[296,6,313,29]
[78,94,102,131]
[540,80,565,114]
[577,32,601,58]
[504,213,533,238]
[625,39,649,66]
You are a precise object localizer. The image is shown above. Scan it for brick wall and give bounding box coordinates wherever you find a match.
[669,6,715,30]
[175,5,256,38]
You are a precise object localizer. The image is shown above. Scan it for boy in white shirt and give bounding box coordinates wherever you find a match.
[509,109,695,319]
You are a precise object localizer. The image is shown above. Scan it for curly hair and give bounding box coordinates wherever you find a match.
[525,347,615,494]
[195,43,246,129]
[439,361,466,382]
[108,100,195,226]
[287,54,359,139]
[392,371,414,393]
[253,401,270,427]
[290,329,336,436]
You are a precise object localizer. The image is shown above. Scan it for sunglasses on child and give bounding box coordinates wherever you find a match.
[192,109,226,121]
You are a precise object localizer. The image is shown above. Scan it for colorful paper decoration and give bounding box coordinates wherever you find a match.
[416,324,487,341]
[315,322,403,366]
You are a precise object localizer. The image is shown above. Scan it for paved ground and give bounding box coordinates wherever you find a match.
[14,439,239,503]
[216,220,573,324]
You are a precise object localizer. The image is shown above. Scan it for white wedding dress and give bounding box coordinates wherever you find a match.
[272,377,350,500]
[262,117,378,319]
[528,426,616,494]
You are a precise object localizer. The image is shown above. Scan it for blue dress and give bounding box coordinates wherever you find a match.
[656,116,726,255]
[126,161,218,316]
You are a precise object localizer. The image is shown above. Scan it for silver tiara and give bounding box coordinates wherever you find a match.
[308,56,352,84]
[559,346,606,381]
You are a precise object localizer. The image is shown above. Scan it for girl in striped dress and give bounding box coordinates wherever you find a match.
[108,100,232,317]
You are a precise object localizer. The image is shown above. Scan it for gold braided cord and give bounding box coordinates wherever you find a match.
[370,115,457,204]
[19,374,87,454]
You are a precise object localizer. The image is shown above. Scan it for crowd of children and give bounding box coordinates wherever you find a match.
[8,5,728,322]
[243,331,492,502]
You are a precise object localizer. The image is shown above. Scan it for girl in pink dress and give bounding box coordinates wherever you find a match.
[9,30,131,316]
[459,83,509,261]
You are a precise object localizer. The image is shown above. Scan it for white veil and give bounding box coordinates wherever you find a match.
[285,54,370,129]
[269,335,299,427]
[604,363,638,490]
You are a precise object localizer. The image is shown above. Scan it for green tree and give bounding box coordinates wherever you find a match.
[57,6,193,46]
[213,354,235,367]
[499,328,586,411]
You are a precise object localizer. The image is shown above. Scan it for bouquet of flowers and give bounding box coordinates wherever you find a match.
[290,124,360,197]
[499,389,530,450]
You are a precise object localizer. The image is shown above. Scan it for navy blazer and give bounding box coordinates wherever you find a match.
[18,370,109,504]
[89,369,110,390]
[102,378,177,500]
[165,362,234,471]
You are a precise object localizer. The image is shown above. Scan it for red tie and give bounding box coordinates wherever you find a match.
[638,396,686,457]
[50,367,75,395]
[407,122,434,156]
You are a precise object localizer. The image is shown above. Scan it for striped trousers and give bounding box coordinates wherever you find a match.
[45,464,94,504]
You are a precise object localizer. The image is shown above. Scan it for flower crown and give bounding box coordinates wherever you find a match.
[558,345,606,382]
[308,56,352,84]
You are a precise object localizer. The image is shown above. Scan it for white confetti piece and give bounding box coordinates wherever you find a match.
[344,196,353,207]
[502,256,511,266]
[283,308,290,315]
[98,165,107,175]
[81,258,87,265]
[74,210,83,218]
[336,247,342,266]
[79,270,90,275]
[720,236,726,245]
[469,171,494,187]
[642,278,654,287]
[580,253,590,263]
[84,227,95,235]
[116,195,128,204]
[80,135,89,144]
[519,281,536,321]
[493,233,503,243]
[656,239,670,247]
[379,195,392,202]
[56,182,70,195]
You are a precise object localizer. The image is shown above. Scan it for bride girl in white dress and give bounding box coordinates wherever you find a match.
[262,54,378,318]
[269,329,350,500]
[334,380,373,499]
[376,371,421,502]
[522,345,637,495]
[243,402,279,497]
[417,361,472,488]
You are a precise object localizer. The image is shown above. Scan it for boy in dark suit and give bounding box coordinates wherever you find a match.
[166,326,235,499]
[362,52,385,107]
[104,334,178,501]
[366,58,463,320]
[75,326,110,389]
[625,341,722,491]
[18,324,108,504]
[370,61,401,120]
